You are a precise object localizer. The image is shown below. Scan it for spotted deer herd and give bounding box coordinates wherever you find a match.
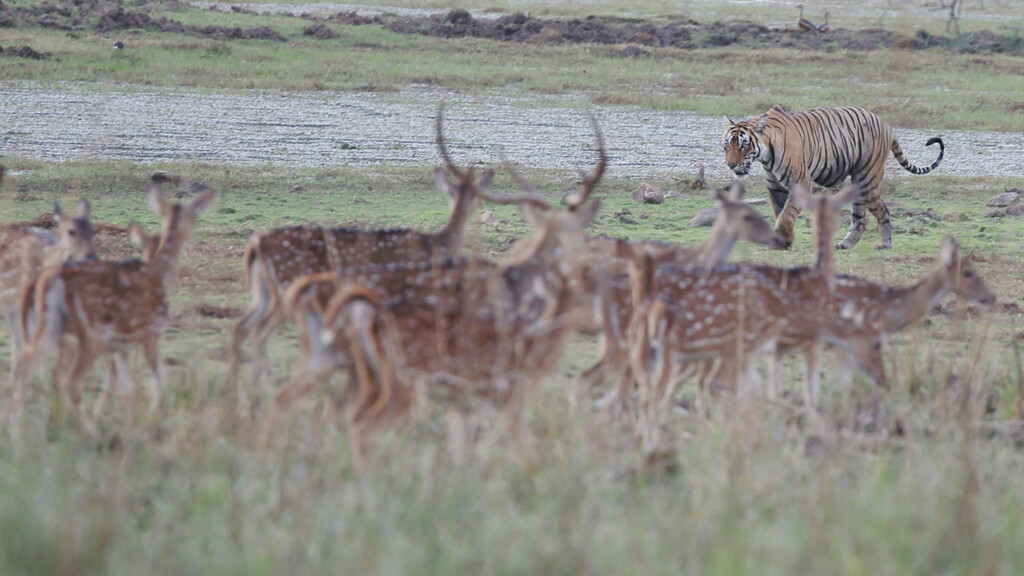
[0,107,997,459]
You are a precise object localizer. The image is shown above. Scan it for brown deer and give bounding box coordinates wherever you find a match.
[86,221,163,422]
[9,181,215,434]
[228,104,493,394]
[0,194,97,374]
[760,235,995,406]
[263,117,608,462]
[623,250,886,449]
[580,182,784,414]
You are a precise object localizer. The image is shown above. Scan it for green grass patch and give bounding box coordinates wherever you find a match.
[3,12,1024,130]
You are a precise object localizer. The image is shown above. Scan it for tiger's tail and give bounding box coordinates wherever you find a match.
[891,136,944,175]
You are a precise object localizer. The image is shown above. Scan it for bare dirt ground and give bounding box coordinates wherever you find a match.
[1,81,1019,183]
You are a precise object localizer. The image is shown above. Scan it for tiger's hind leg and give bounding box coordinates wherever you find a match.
[836,187,868,250]
[866,189,892,250]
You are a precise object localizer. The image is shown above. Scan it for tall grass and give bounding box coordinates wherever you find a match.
[0,159,1022,573]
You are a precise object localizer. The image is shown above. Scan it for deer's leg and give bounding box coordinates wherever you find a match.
[92,355,117,423]
[113,352,138,423]
[6,308,22,375]
[142,336,164,417]
[258,356,332,450]
[803,342,823,410]
[250,311,283,392]
[65,346,99,436]
[228,294,267,383]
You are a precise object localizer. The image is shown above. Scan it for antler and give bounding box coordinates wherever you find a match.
[479,190,552,211]
[498,147,542,197]
[563,111,607,210]
[435,102,467,180]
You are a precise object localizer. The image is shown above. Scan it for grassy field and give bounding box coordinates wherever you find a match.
[3,0,1024,574]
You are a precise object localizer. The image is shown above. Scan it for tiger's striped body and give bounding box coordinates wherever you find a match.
[723,106,944,250]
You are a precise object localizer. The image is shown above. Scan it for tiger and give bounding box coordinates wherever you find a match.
[722,105,944,250]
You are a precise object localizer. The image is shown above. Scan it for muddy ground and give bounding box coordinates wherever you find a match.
[2,82,1018,184]
[2,0,1022,55]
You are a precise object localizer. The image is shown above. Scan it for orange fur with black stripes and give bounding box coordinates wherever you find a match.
[723,106,943,251]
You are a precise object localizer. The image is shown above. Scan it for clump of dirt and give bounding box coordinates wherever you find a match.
[0,211,57,233]
[303,22,337,40]
[328,11,380,26]
[4,0,288,41]
[331,8,1024,56]
[0,44,51,59]
[194,303,242,319]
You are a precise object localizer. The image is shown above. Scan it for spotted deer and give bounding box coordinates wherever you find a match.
[86,221,164,422]
[760,235,995,406]
[228,105,493,393]
[692,182,864,407]
[262,117,608,461]
[0,192,97,375]
[579,182,784,414]
[9,181,215,434]
[623,251,886,449]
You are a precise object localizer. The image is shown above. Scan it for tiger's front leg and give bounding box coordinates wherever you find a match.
[765,176,800,250]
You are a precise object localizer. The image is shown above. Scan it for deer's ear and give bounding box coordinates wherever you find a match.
[147,185,169,215]
[832,182,863,207]
[940,235,960,267]
[575,199,601,227]
[712,187,727,206]
[189,186,216,215]
[434,167,456,199]
[52,201,66,225]
[519,202,549,228]
[127,221,147,248]
[475,169,495,194]
[75,198,90,219]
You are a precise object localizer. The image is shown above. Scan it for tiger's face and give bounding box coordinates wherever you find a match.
[722,119,760,176]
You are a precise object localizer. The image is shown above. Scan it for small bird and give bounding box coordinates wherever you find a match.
[796,4,817,32]
[113,41,124,50]
[816,12,830,33]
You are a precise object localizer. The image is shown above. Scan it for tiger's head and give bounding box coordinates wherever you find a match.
[722,115,769,177]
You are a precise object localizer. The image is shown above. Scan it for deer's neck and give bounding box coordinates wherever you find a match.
[151,224,189,293]
[692,226,737,268]
[871,269,947,333]
[814,224,835,277]
[436,193,472,255]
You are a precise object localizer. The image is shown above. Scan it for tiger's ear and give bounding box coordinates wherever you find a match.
[724,115,735,126]
[755,114,769,134]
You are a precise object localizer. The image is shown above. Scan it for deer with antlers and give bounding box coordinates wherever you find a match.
[262,116,608,462]
[8,180,215,434]
[0,190,98,376]
[228,104,493,395]
[579,182,784,414]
